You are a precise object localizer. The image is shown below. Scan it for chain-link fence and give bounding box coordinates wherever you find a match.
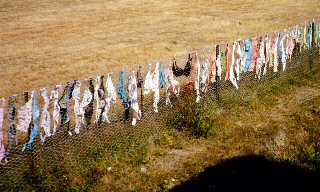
[0,19,319,191]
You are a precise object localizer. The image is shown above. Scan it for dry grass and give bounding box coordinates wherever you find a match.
[1,1,320,191]
[1,0,320,98]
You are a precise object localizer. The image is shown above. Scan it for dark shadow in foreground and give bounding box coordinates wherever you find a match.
[171,155,320,192]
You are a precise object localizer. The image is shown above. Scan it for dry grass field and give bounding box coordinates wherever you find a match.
[1,0,320,98]
[1,1,320,191]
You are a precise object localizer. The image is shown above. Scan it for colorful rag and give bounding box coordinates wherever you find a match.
[94,76,106,125]
[307,21,313,49]
[137,66,144,88]
[85,79,95,126]
[225,44,230,80]
[264,34,268,65]
[152,63,160,112]
[200,59,209,92]
[94,76,101,124]
[210,46,217,83]
[16,93,33,133]
[256,36,265,79]
[40,88,51,143]
[231,42,235,79]
[164,69,172,107]
[58,85,71,133]
[144,65,153,95]
[303,23,307,50]
[172,58,184,77]
[200,61,209,85]
[259,36,266,65]
[72,81,82,134]
[80,89,92,125]
[279,35,286,71]
[172,56,192,77]
[195,52,201,103]
[23,92,40,151]
[50,85,61,135]
[103,74,117,123]
[160,63,165,89]
[184,55,192,76]
[216,45,222,79]
[243,39,252,72]
[128,71,141,126]
[250,37,260,72]
[294,26,301,56]
[235,41,242,80]
[5,97,16,159]
[268,34,273,68]
[316,20,319,46]
[0,99,7,164]
[186,54,196,90]
[286,32,292,62]
[229,42,238,89]
[164,66,179,107]
[273,32,279,73]
[165,82,171,107]
[119,69,130,109]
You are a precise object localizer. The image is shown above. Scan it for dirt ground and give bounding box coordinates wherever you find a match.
[1,0,320,98]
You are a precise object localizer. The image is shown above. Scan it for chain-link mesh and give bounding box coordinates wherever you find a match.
[0,20,319,191]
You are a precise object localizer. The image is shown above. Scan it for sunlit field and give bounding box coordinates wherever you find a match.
[1,0,319,98]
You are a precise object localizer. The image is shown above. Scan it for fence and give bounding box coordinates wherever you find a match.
[0,19,319,191]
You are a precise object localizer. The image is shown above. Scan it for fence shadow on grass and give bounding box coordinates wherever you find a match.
[171,155,320,192]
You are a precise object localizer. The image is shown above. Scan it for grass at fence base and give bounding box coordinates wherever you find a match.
[69,132,186,190]
[278,95,320,171]
[216,56,320,170]
[166,91,216,138]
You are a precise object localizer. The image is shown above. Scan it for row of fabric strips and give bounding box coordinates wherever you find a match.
[0,19,319,165]
[171,19,319,94]
[0,75,118,165]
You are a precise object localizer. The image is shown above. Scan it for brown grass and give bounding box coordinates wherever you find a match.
[1,0,320,98]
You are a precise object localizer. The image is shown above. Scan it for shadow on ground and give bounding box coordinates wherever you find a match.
[171,155,319,192]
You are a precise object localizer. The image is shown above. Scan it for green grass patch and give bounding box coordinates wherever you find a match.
[166,92,216,138]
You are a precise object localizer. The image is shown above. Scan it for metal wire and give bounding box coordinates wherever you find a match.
[0,19,319,191]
